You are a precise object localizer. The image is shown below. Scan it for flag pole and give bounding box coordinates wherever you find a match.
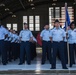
[65,2,70,65]
[65,3,67,31]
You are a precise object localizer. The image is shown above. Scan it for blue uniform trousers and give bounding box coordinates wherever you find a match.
[30,42,37,60]
[0,40,7,64]
[42,41,52,64]
[64,42,68,64]
[20,41,31,64]
[69,44,76,66]
[52,41,66,68]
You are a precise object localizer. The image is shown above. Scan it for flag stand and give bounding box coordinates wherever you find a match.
[65,2,70,65]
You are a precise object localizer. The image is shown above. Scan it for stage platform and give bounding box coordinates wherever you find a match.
[0,57,76,75]
[0,61,76,75]
[0,48,76,75]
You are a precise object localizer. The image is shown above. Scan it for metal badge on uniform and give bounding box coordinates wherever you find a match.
[53,30,55,33]
[52,30,56,34]
[74,29,76,32]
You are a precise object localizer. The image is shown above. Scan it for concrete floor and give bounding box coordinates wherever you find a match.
[0,47,76,72]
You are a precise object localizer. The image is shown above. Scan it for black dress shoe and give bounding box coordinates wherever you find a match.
[50,67,56,69]
[27,63,31,65]
[3,63,7,65]
[14,59,16,61]
[70,64,72,67]
[63,67,68,69]
[18,63,23,65]
[9,60,12,62]
[41,63,45,65]
[73,62,75,64]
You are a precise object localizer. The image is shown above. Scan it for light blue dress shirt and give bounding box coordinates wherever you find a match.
[40,29,50,41]
[4,30,10,41]
[33,37,37,43]
[64,32,68,42]
[15,35,20,43]
[11,34,18,43]
[8,32,13,41]
[19,29,33,41]
[50,27,66,42]
[68,29,76,44]
[0,26,8,40]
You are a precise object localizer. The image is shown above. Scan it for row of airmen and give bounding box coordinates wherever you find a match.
[0,20,76,69]
[0,24,37,65]
[40,20,76,69]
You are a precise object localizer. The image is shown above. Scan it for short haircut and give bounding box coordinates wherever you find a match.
[24,22,27,25]
[70,21,75,29]
[54,19,59,23]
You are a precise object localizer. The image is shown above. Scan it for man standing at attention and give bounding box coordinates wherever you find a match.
[40,24,52,65]
[50,20,68,69]
[19,23,33,65]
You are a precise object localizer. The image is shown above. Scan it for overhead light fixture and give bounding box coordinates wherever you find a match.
[30,3,34,6]
[32,7,35,9]
[53,0,57,1]
[0,3,5,6]
[52,3,56,5]
[5,8,9,11]
[12,15,16,17]
[9,12,13,14]
[28,0,33,2]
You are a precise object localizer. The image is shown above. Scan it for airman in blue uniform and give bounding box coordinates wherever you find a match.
[0,25,8,65]
[19,23,33,65]
[68,22,76,67]
[40,24,52,64]
[50,20,68,69]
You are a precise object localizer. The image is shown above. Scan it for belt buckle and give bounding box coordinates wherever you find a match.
[22,41,26,42]
[58,41,60,43]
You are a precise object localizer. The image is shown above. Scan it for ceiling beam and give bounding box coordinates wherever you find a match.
[19,0,25,9]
